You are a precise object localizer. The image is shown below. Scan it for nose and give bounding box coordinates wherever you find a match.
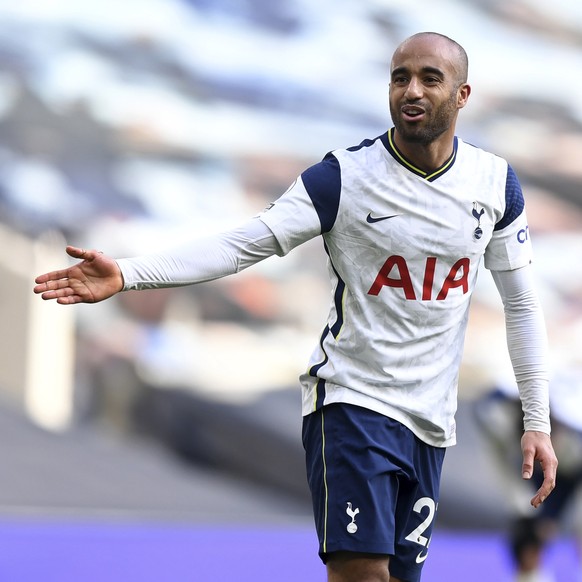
[404,77,423,100]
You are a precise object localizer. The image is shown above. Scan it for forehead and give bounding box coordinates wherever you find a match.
[391,36,458,76]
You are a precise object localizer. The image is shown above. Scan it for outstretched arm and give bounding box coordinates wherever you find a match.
[34,246,124,304]
[34,218,284,304]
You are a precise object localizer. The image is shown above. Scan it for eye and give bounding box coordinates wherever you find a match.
[392,75,408,85]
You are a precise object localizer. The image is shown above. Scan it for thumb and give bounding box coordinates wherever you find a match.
[66,246,101,261]
[65,246,86,259]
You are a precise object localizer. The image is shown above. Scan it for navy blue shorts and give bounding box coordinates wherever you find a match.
[302,403,446,582]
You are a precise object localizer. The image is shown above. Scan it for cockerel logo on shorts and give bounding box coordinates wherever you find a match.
[346,502,360,534]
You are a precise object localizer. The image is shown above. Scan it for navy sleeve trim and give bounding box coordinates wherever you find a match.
[494,164,525,231]
[300,153,341,233]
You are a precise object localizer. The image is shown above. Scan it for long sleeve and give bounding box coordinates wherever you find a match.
[116,217,281,290]
[492,264,551,434]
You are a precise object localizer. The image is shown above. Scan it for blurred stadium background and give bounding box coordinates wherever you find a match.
[0,0,581,580]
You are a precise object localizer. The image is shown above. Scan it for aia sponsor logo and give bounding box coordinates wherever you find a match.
[368,256,470,301]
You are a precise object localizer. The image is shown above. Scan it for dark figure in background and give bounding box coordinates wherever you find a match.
[476,377,582,582]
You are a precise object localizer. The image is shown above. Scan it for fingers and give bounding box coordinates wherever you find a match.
[34,246,99,291]
[34,279,74,300]
[521,451,533,480]
[34,245,119,304]
[34,268,72,286]
[36,280,85,304]
[521,431,558,509]
[56,294,84,305]
[530,458,557,508]
[530,480,553,509]
[34,247,85,287]
[530,467,556,508]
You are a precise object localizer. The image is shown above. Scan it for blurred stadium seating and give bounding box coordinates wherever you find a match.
[0,1,581,579]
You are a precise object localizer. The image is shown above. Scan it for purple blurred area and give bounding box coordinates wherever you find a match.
[0,522,578,582]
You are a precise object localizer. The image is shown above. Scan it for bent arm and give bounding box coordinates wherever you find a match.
[117,218,282,290]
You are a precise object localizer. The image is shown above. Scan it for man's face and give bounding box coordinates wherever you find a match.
[389,37,468,145]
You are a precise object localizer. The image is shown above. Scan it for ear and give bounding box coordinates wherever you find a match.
[457,83,471,109]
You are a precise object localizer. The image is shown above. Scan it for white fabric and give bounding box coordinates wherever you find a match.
[492,266,550,434]
[261,136,541,446]
[115,133,550,447]
[117,218,280,290]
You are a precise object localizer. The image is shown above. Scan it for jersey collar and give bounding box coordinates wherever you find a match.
[382,127,458,182]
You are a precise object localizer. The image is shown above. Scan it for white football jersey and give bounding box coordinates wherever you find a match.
[260,129,533,447]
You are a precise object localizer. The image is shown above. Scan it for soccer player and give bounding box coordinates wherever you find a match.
[34,32,557,582]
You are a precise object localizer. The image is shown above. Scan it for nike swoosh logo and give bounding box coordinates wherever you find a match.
[366,212,400,223]
[416,551,429,564]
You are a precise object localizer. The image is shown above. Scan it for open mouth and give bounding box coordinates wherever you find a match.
[401,105,425,121]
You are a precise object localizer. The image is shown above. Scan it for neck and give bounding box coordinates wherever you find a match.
[392,128,456,173]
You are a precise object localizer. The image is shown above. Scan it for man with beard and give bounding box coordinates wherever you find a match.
[34,32,557,582]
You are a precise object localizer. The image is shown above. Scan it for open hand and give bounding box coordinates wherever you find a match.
[33,246,124,304]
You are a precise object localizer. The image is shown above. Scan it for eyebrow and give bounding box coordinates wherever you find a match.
[391,66,445,79]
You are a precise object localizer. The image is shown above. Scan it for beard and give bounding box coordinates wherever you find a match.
[390,91,459,145]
